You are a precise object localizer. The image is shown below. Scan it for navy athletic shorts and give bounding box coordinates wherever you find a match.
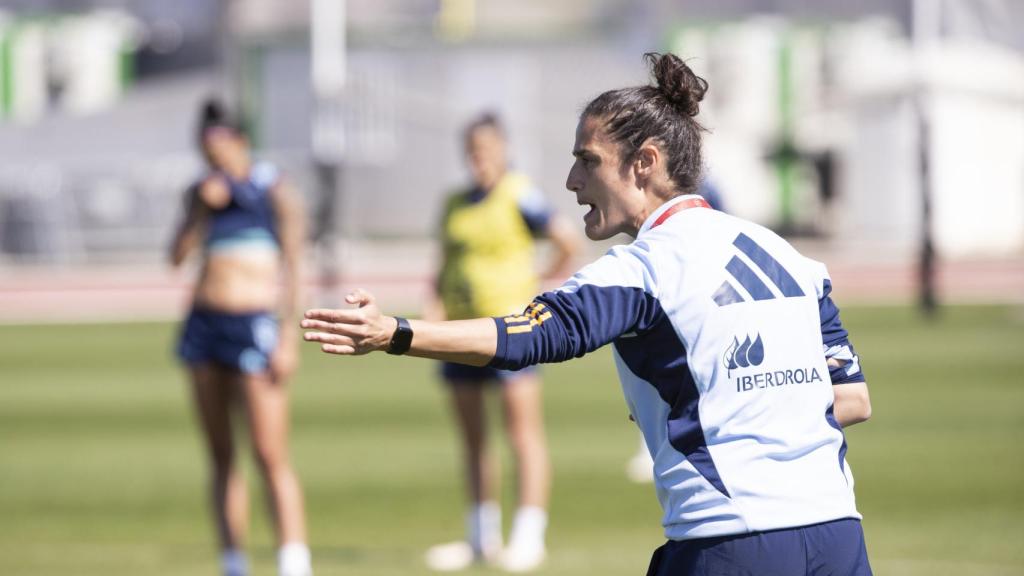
[646,518,872,576]
[177,308,279,374]
[440,362,537,385]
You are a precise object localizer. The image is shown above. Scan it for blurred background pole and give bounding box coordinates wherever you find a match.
[311,0,347,305]
[218,0,236,114]
[913,0,938,318]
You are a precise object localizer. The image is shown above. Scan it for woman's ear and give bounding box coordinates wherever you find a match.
[633,139,661,183]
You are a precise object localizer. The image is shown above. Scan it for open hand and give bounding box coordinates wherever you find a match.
[301,289,398,355]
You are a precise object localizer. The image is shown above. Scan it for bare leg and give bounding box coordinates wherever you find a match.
[499,372,550,571]
[425,381,502,567]
[239,370,308,547]
[501,373,550,510]
[448,383,495,505]
[190,363,248,551]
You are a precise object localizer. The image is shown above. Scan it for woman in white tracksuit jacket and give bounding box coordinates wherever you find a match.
[301,52,873,576]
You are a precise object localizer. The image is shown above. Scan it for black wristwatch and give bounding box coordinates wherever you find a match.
[386,316,413,355]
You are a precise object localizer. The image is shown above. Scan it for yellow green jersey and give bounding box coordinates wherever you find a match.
[438,171,553,320]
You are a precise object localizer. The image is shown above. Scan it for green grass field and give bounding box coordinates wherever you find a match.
[2,305,1023,575]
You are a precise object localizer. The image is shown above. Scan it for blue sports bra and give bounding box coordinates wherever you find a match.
[203,162,280,254]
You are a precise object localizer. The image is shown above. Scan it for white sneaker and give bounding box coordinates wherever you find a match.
[278,542,313,576]
[499,544,546,573]
[425,541,499,572]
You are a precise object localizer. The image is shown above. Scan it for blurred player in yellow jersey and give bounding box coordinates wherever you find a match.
[424,113,580,572]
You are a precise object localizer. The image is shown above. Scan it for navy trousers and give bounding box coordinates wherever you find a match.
[646,518,872,576]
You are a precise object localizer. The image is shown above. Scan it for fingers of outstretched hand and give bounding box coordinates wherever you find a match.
[303,308,366,323]
[301,290,380,357]
[303,330,355,347]
[303,331,358,355]
[299,318,368,337]
[322,343,356,355]
[301,327,358,354]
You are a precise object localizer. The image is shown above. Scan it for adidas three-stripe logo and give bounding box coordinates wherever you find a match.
[712,233,805,307]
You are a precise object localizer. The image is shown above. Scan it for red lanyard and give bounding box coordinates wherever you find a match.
[650,196,711,229]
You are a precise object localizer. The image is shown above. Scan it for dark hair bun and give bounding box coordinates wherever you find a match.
[645,52,707,118]
[198,97,239,135]
[202,98,226,124]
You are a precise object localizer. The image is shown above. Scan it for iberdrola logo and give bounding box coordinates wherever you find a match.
[724,333,765,377]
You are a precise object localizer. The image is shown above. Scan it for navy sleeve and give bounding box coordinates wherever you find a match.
[517,185,553,234]
[490,285,662,370]
[820,280,865,384]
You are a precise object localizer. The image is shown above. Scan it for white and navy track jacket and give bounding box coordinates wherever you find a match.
[490,195,866,540]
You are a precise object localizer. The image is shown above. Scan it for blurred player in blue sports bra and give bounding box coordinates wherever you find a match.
[170,99,311,576]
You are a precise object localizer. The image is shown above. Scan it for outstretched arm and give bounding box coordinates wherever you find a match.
[304,248,658,369]
[301,290,497,365]
[304,281,655,375]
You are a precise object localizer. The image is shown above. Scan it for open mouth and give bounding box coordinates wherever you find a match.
[578,200,597,219]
